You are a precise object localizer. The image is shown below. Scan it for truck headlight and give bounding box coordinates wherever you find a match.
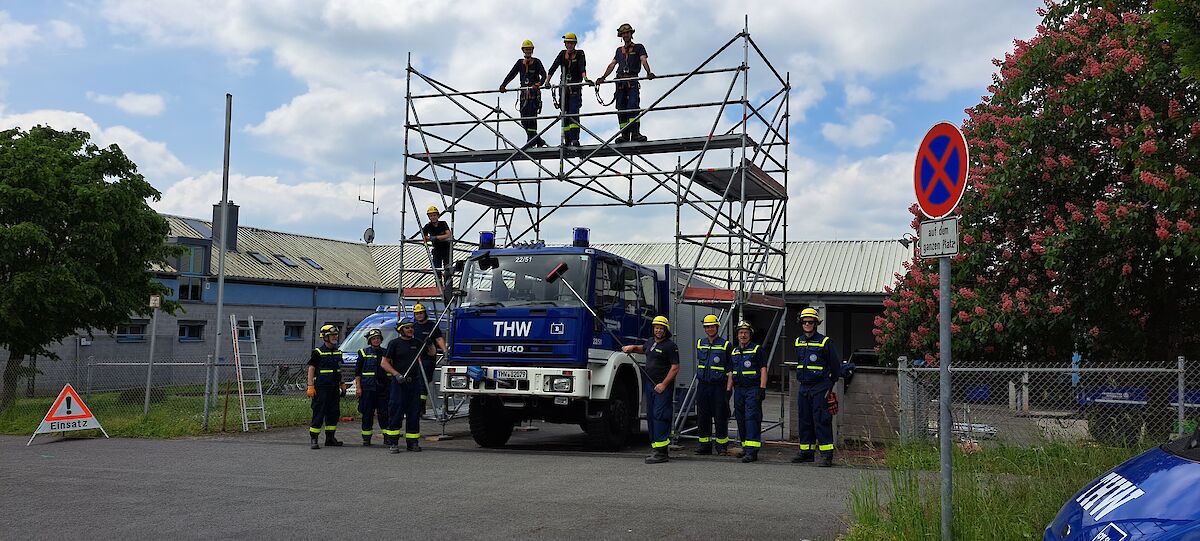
[544,376,573,393]
[448,375,470,389]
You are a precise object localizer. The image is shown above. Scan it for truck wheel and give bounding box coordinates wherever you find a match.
[585,384,634,450]
[469,396,515,448]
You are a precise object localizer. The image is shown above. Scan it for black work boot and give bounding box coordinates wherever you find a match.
[389,444,400,454]
[714,444,728,456]
[310,434,320,450]
[325,433,343,447]
[644,449,669,464]
[741,451,758,463]
[362,435,372,447]
[631,125,648,142]
[792,452,815,463]
[406,438,422,452]
[694,443,713,455]
[819,454,834,467]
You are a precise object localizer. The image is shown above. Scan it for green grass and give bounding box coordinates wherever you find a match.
[0,390,357,438]
[845,442,1144,540]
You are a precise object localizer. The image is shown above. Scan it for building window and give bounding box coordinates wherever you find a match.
[178,276,203,301]
[276,254,299,267]
[284,322,306,341]
[170,244,208,275]
[237,319,264,341]
[115,320,149,342]
[247,251,272,265]
[302,257,323,270]
[178,321,205,342]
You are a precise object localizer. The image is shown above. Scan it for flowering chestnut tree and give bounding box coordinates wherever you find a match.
[876,0,1200,366]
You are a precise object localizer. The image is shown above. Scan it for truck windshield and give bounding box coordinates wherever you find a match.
[460,253,591,308]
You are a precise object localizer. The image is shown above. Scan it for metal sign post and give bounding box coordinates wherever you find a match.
[143,294,161,415]
[914,121,969,540]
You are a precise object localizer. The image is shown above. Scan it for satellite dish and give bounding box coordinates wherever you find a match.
[363,227,375,244]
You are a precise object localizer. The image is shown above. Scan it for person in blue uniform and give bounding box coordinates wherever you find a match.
[546,32,588,146]
[307,324,346,449]
[622,315,678,464]
[694,314,731,455]
[596,22,655,143]
[500,39,548,148]
[355,329,389,446]
[382,318,425,453]
[728,321,767,463]
[791,307,841,467]
[411,303,445,416]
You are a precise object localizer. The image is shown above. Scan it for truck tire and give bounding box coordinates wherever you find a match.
[469,396,515,448]
[585,383,635,450]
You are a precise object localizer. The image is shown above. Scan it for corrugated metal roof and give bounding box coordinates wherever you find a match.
[162,214,907,295]
[163,215,384,290]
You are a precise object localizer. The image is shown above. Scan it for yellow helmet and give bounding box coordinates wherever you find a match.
[562,32,578,42]
[413,303,426,314]
[365,329,383,341]
[426,205,439,214]
[616,23,634,36]
[319,324,339,338]
[651,315,670,331]
[521,39,534,49]
[800,307,822,323]
[701,314,719,326]
[736,320,754,333]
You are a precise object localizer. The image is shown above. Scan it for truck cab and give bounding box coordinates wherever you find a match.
[440,243,667,449]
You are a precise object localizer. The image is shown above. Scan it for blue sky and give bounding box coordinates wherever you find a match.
[0,1,1043,244]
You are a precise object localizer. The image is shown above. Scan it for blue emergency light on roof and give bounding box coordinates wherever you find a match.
[479,231,495,249]
[572,227,590,248]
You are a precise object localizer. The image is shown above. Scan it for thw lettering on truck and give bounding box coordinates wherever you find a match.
[493,321,533,337]
[1074,472,1145,521]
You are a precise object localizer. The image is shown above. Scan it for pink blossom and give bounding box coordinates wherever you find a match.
[1138,140,1158,154]
[1116,206,1130,219]
[1168,99,1181,119]
[1178,220,1193,234]
[1045,269,1059,280]
[1122,263,1133,275]
[1175,165,1191,179]
[958,287,977,299]
[1050,305,1064,315]
[1059,155,1074,168]
[981,231,992,242]
[962,233,975,245]
[1001,297,1014,313]
[884,298,898,308]
[1138,105,1154,121]
[958,310,972,323]
[1089,326,1100,337]
[974,306,987,316]
[1002,249,1013,259]
[1015,289,1029,301]
[1156,227,1170,240]
[1125,54,1144,73]
[950,323,961,334]
[1032,243,1046,255]
[993,322,1005,333]
[1062,104,1074,116]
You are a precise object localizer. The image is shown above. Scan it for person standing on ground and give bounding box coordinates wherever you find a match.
[728,321,767,463]
[355,328,390,446]
[622,315,678,464]
[546,32,588,147]
[381,318,425,454]
[411,303,446,415]
[500,40,548,148]
[422,205,453,293]
[307,324,346,449]
[694,314,731,456]
[595,22,654,143]
[791,307,840,467]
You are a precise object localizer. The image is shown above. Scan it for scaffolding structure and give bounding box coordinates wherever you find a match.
[396,24,791,441]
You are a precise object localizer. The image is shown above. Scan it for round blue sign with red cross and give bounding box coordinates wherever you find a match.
[913,122,969,219]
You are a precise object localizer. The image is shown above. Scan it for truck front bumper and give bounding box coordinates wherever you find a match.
[441,366,591,399]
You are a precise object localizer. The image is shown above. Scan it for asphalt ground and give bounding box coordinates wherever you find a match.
[3,418,881,540]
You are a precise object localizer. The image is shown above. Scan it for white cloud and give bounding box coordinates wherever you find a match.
[821,114,895,148]
[0,107,187,181]
[46,20,86,47]
[844,83,873,106]
[0,12,40,65]
[86,91,167,116]
[789,152,915,240]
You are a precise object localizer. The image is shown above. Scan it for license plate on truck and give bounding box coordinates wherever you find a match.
[495,369,527,380]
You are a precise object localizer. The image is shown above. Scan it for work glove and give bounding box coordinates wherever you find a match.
[595,76,606,85]
[585,78,595,87]
[758,387,766,404]
[394,373,412,384]
[646,72,656,80]
[306,385,316,398]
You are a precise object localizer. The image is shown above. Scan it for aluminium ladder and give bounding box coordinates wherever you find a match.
[229,315,268,431]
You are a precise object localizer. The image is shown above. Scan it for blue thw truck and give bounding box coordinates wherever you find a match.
[438,239,699,449]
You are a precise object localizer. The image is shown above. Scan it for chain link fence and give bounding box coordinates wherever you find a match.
[898,356,1198,448]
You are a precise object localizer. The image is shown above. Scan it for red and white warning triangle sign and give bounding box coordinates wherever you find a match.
[27,383,109,445]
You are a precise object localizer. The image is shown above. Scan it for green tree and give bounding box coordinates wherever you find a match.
[1153,0,1200,79]
[0,126,177,410]
[876,0,1200,367]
